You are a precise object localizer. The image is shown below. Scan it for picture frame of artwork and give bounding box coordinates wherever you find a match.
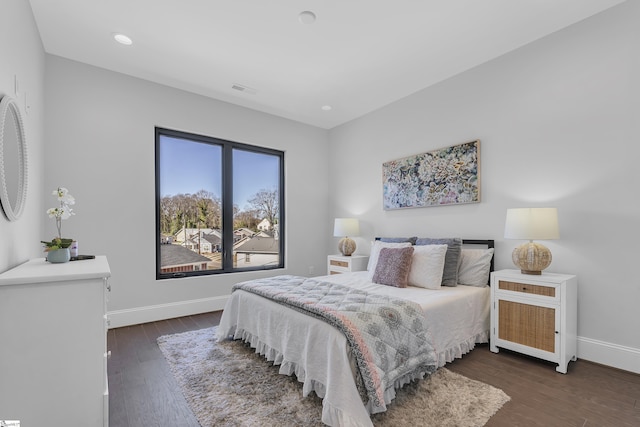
[382,140,480,210]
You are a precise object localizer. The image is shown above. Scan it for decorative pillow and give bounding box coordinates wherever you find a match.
[372,246,414,288]
[367,240,413,280]
[378,237,417,245]
[415,237,462,286]
[458,248,494,287]
[408,244,448,289]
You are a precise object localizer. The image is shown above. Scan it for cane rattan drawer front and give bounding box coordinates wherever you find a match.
[498,280,556,297]
[330,259,349,269]
[498,300,556,353]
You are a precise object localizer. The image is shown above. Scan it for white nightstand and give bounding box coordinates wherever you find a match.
[327,254,369,275]
[490,269,577,373]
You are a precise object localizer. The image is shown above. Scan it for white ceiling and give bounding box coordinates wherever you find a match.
[28,0,626,129]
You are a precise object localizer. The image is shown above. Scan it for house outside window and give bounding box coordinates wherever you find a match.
[155,127,284,279]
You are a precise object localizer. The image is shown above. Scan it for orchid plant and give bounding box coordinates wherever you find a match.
[41,187,76,251]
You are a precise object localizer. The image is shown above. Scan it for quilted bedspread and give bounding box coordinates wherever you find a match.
[232,275,438,414]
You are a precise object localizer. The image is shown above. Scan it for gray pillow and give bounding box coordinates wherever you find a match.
[372,246,414,288]
[415,237,462,286]
[378,237,417,244]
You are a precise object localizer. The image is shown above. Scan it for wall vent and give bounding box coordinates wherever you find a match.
[231,83,257,95]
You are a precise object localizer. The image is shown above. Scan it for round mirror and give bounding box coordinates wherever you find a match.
[0,95,28,221]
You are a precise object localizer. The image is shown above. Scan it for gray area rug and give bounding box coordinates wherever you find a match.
[157,326,510,427]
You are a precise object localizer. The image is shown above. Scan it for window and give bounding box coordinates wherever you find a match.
[155,127,284,279]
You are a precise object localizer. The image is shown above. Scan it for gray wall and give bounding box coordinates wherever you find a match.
[42,56,331,321]
[328,1,640,371]
[0,0,45,271]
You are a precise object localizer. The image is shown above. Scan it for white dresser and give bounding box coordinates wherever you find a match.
[0,256,111,426]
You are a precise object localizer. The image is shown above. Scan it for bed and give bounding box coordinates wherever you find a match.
[217,238,495,427]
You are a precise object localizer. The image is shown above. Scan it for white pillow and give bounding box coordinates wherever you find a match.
[458,248,495,287]
[408,244,448,289]
[367,241,412,280]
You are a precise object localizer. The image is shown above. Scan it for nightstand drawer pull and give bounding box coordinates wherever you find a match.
[498,280,555,297]
[330,260,349,268]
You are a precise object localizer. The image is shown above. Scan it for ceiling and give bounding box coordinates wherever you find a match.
[28,0,626,129]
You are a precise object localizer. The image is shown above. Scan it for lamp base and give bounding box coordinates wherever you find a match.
[512,241,552,275]
[338,237,356,256]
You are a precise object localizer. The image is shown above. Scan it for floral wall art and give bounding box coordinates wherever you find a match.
[382,140,480,210]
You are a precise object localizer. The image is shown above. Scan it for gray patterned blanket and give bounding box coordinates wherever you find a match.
[232,275,438,414]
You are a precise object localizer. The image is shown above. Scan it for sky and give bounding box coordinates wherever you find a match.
[159,135,279,210]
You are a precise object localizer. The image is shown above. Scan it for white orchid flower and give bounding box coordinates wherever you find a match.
[54,187,76,205]
[60,207,74,220]
[45,187,77,243]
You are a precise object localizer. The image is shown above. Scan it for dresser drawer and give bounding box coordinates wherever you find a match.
[498,280,556,297]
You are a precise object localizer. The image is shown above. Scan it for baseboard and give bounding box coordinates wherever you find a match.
[107,295,229,329]
[108,300,640,375]
[578,336,640,374]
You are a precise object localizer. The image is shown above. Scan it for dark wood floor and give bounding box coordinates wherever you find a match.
[108,311,640,427]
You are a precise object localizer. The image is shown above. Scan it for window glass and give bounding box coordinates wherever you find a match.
[232,149,281,268]
[155,128,284,279]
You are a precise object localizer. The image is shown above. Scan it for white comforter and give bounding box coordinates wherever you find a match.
[216,271,490,427]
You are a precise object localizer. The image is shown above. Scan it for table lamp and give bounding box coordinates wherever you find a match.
[333,218,360,256]
[504,207,559,275]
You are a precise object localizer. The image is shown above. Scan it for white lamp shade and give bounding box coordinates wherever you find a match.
[504,208,559,240]
[333,218,360,237]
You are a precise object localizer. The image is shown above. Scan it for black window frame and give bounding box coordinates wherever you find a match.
[155,127,285,279]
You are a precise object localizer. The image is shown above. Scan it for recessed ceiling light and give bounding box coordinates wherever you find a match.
[299,11,316,25]
[113,33,133,45]
[321,105,332,111]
